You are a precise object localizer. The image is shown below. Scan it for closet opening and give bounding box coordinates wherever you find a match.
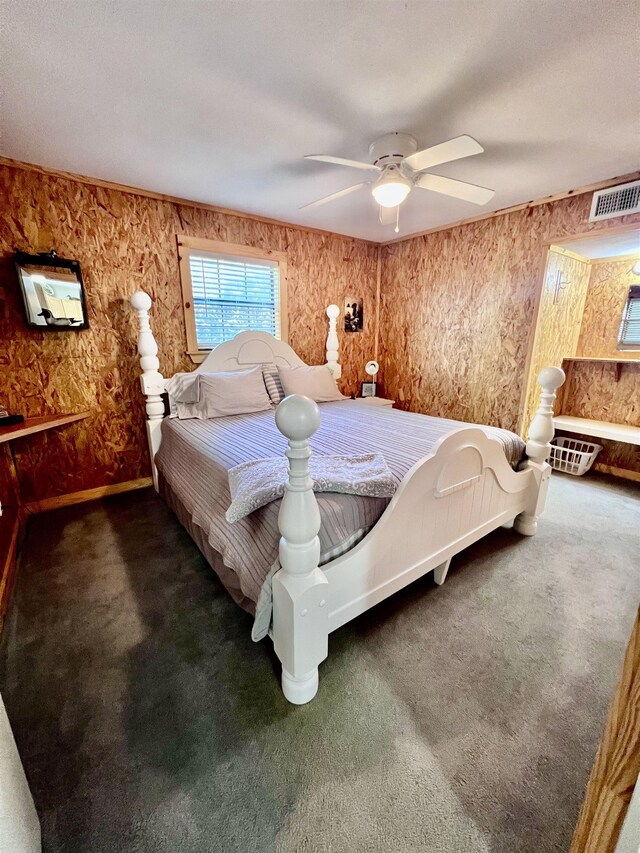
[522,224,640,481]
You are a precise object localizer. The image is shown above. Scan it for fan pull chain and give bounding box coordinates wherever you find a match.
[395,205,400,234]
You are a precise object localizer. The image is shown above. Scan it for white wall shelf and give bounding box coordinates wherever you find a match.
[554,415,640,445]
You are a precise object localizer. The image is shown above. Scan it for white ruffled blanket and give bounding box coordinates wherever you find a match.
[226,453,396,523]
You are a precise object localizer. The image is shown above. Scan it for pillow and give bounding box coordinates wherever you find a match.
[164,372,199,417]
[176,367,272,419]
[262,364,285,405]
[277,364,345,403]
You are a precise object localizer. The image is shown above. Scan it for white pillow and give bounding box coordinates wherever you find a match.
[165,372,199,417]
[277,365,345,403]
[262,364,285,405]
[176,367,272,419]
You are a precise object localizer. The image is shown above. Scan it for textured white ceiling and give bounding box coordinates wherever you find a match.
[558,228,640,259]
[0,0,638,242]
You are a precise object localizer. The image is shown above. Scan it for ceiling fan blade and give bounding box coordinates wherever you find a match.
[415,173,495,205]
[305,155,381,172]
[404,135,484,172]
[300,182,369,210]
[378,205,398,225]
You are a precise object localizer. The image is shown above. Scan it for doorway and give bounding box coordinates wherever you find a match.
[522,225,640,480]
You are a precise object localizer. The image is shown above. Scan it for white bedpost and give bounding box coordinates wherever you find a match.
[514,366,565,536]
[325,304,342,380]
[272,394,329,704]
[130,291,166,491]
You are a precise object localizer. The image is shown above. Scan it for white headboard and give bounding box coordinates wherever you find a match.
[195,330,306,374]
[130,292,341,488]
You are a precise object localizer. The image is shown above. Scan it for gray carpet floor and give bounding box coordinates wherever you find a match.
[1,472,639,853]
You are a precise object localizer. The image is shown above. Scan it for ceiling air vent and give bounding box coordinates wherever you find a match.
[589,180,640,222]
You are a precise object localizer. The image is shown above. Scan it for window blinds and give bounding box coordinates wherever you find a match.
[188,252,281,349]
[618,285,640,350]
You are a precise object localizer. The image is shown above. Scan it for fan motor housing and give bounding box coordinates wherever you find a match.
[369,133,418,167]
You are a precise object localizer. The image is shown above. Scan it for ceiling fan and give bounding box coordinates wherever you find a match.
[301,132,495,230]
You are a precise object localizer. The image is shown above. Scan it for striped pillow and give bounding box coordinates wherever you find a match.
[262,365,286,405]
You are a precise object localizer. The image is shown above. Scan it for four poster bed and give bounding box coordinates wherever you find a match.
[131,291,565,704]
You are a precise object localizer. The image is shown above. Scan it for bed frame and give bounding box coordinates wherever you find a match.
[131,291,565,704]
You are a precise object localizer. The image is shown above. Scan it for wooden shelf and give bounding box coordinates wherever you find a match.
[0,412,89,444]
[562,357,640,364]
[554,415,640,445]
[0,410,91,630]
[562,358,640,382]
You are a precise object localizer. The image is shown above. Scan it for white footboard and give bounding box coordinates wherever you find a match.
[272,367,565,704]
[323,427,537,631]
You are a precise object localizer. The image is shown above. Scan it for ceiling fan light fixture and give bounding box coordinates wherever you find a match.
[371,170,411,208]
[302,132,493,220]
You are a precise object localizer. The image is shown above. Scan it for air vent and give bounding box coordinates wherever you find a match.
[589,180,640,222]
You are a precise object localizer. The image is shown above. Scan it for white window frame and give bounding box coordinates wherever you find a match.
[177,236,288,364]
[617,284,640,352]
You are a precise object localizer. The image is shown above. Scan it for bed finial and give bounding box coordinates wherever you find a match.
[131,290,166,490]
[525,366,566,465]
[325,304,342,380]
[514,365,565,536]
[272,394,328,704]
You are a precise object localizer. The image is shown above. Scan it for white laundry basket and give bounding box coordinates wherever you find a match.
[549,436,603,476]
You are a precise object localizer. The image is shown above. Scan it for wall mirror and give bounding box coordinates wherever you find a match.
[14,250,89,330]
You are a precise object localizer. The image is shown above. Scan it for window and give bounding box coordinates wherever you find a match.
[177,236,288,362]
[617,285,640,351]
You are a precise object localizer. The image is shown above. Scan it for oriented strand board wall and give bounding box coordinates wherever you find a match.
[380,198,640,435]
[558,361,640,476]
[577,259,640,359]
[522,249,591,430]
[0,164,378,504]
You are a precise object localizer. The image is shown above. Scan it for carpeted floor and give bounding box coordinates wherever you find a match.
[1,472,638,853]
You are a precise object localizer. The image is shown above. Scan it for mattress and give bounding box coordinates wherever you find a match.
[155,400,525,639]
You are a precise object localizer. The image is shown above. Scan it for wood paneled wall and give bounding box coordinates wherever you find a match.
[3,159,640,506]
[522,249,591,429]
[379,198,640,435]
[559,361,640,477]
[577,259,640,359]
[0,164,378,504]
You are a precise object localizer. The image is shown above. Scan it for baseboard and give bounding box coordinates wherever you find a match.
[25,477,153,514]
[594,464,640,483]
